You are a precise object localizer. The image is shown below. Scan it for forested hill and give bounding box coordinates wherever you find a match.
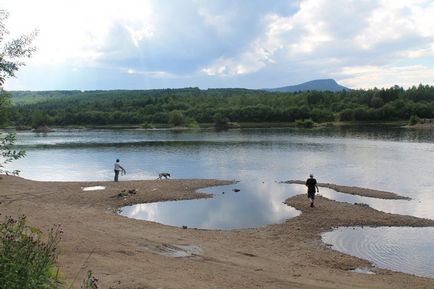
[265,79,350,92]
[9,85,434,127]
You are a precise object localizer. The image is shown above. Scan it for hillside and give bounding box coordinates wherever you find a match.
[7,84,434,127]
[265,79,350,92]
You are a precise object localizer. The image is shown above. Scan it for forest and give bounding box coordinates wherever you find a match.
[7,84,434,128]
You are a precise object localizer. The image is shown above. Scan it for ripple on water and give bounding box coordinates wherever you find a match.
[322,227,434,278]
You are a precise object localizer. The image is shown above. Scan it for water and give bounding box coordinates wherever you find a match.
[81,186,106,191]
[7,127,434,219]
[119,182,300,230]
[322,227,434,278]
[4,126,434,275]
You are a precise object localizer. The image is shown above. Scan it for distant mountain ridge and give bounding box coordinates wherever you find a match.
[265,79,350,92]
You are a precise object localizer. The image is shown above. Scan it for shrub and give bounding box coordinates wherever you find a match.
[168,110,186,127]
[409,115,419,126]
[0,215,63,289]
[0,132,26,176]
[295,118,314,128]
[213,112,229,126]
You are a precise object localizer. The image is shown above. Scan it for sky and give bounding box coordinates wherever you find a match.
[3,0,434,91]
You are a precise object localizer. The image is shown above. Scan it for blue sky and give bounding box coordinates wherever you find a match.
[3,0,434,90]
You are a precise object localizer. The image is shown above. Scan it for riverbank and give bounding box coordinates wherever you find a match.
[284,180,411,199]
[1,175,433,289]
[4,120,409,131]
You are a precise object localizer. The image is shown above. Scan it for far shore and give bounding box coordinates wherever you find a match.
[3,120,410,131]
[1,175,433,289]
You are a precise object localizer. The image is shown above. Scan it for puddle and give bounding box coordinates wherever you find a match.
[81,186,106,191]
[349,267,375,274]
[119,182,300,230]
[322,227,434,278]
[138,243,201,258]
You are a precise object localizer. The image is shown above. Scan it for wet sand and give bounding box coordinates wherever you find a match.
[1,175,433,289]
[284,180,411,199]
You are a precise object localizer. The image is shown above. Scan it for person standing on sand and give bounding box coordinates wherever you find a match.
[114,159,126,182]
[305,174,319,207]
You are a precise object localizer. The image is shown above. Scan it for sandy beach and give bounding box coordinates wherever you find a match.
[1,175,433,289]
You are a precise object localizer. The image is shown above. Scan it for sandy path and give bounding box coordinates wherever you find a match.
[1,175,433,289]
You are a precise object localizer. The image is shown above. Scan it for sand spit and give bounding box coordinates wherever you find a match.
[284,179,411,200]
[1,175,433,289]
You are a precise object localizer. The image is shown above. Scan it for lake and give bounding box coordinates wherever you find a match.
[8,126,434,219]
[5,126,434,275]
[322,227,434,278]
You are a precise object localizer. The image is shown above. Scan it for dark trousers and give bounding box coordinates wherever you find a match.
[114,170,120,182]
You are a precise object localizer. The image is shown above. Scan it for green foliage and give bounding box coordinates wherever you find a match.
[168,110,186,127]
[295,118,314,128]
[31,109,50,128]
[0,10,33,176]
[185,119,199,128]
[0,90,12,127]
[141,122,154,129]
[213,112,230,126]
[81,270,98,289]
[0,132,26,176]
[0,10,37,86]
[7,84,434,127]
[409,115,419,126]
[0,215,63,289]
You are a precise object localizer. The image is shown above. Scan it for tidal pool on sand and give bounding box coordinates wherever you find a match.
[119,182,300,230]
[322,226,434,278]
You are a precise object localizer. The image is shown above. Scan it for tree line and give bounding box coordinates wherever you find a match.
[8,84,434,128]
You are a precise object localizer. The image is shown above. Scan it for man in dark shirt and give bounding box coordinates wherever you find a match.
[305,174,319,207]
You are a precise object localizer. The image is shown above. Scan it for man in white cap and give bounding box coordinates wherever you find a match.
[305,174,319,207]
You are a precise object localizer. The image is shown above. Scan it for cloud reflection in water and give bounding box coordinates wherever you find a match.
[120,182,300,230]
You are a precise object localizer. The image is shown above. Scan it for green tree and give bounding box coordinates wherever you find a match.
[409,115,419,126]
[0,10,37,86]
[1,10,36,175]
[213,112,229,126]
[168,110,186,127]
[31,109,49,128]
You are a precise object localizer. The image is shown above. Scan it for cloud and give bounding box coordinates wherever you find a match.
[199,0,434,88]
[4,0,434,90]
[339,64,434,88]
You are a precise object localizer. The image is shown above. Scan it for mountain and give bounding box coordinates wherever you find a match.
[264,79,350,92]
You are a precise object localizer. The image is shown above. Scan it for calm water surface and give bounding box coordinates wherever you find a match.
[120,182,300,230]
[8,126,434,219]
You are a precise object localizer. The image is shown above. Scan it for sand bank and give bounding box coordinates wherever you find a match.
[284,180,410,199]
[1,175,433,289]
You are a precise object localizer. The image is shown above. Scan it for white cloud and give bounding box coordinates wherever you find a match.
[339,64,434,88]
[5,0,155,65]
[124,68,174,78]
[3,0,434,89]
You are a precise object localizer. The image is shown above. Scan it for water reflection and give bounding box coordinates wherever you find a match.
[7,127,434,221]
[304,186,434,220]
[119,182,300,230]
[322,227,434,278]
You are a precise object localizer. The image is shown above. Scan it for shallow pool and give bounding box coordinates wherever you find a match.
[119,182,300,230]
[322,226,434,278]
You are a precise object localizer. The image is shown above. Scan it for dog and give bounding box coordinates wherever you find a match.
[158,172,171,179]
